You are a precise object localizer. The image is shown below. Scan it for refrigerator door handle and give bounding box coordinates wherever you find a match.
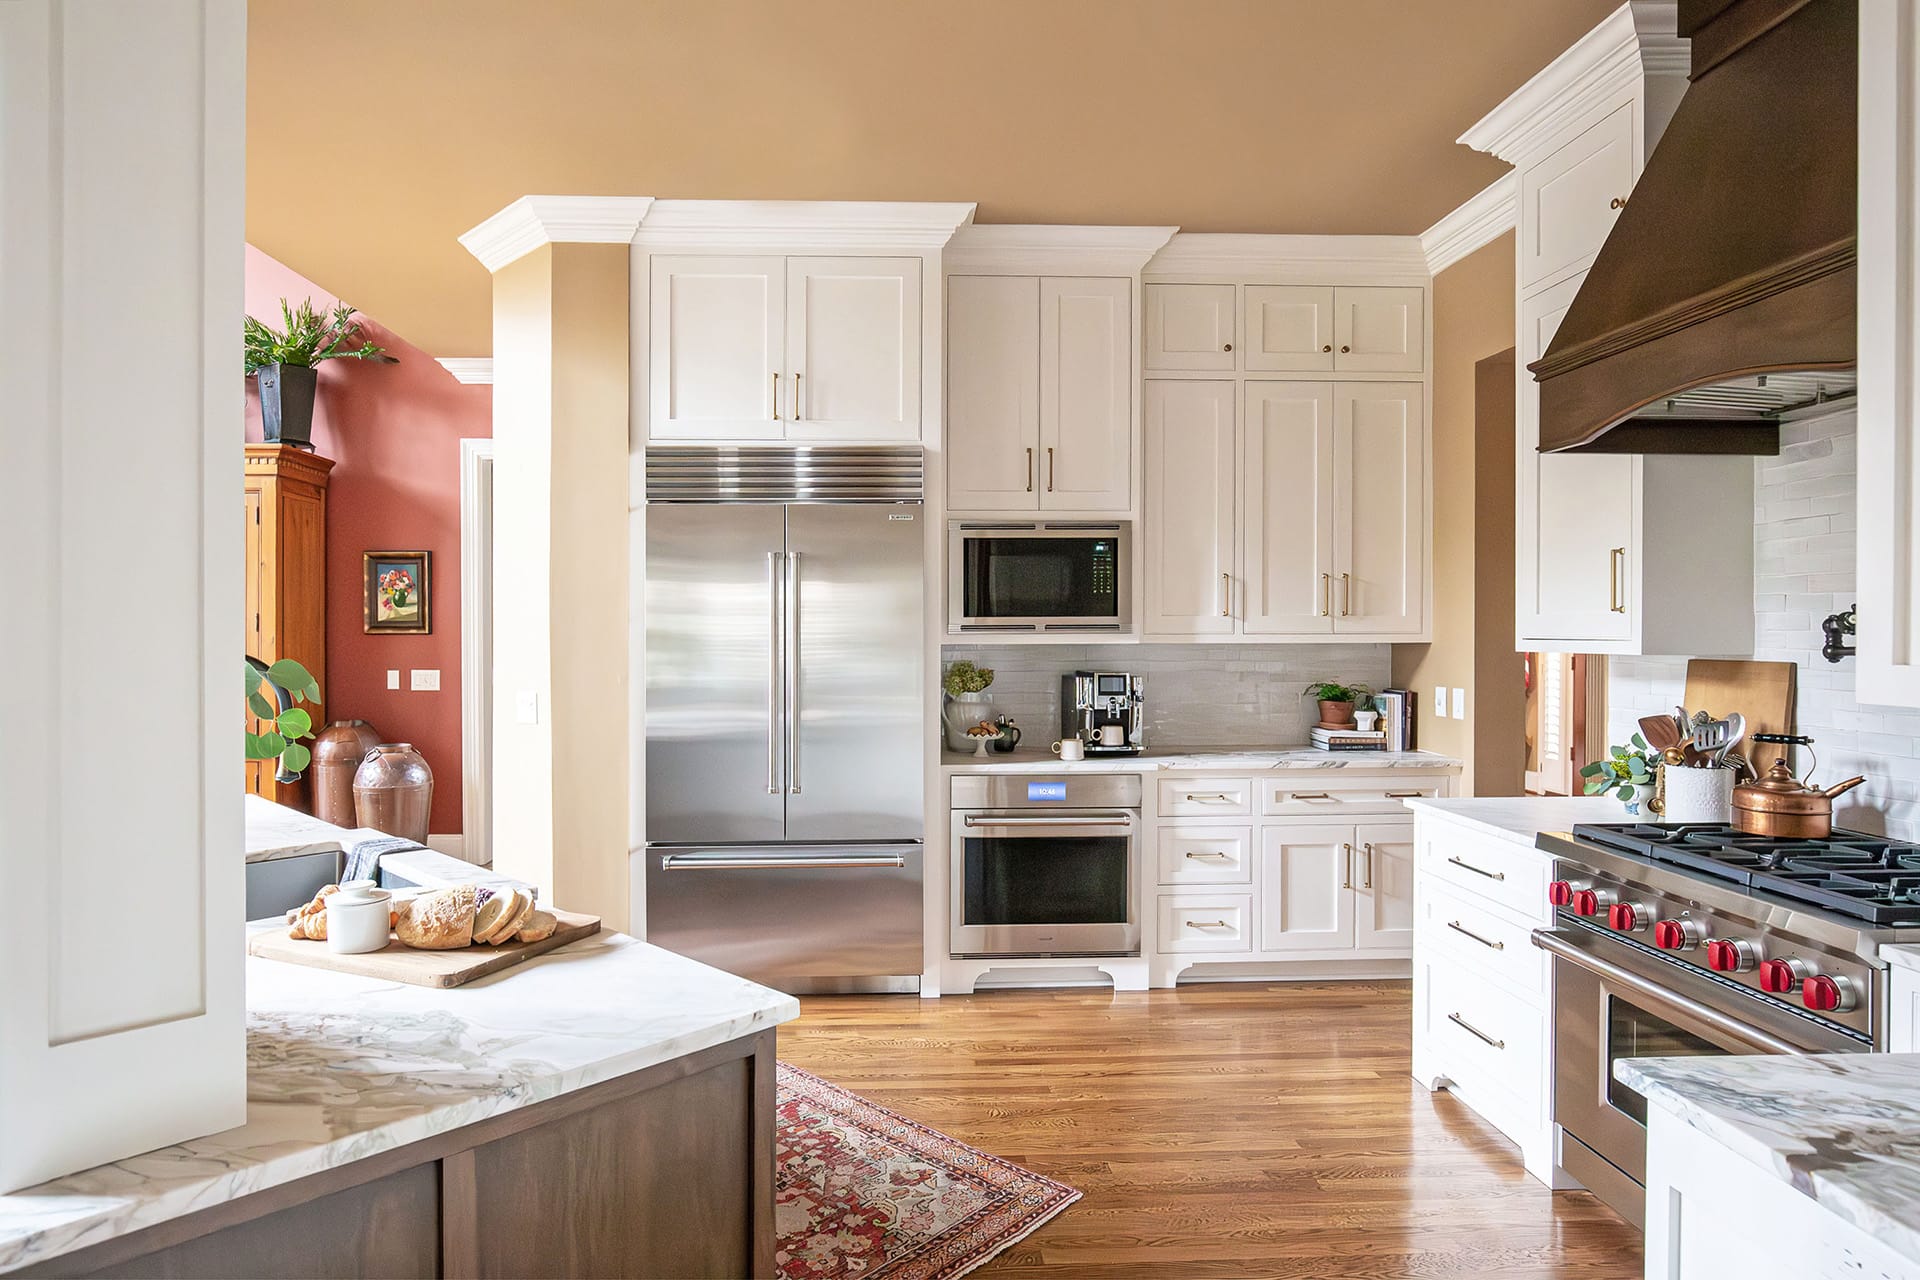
[786,550,802,795]
[766,551,785,795]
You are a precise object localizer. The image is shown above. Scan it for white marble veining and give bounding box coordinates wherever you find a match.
[1618,1053,1920,1264]
[0,933,799,1273]
[243,793,372,864]
[1404,796,1625,847]
[1884,944,1920,974]
[942,745,1462,774]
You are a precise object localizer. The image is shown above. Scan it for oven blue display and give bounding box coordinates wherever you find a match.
[1027,782,1068,802]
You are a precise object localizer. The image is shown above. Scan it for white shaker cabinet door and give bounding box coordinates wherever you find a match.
[649,255,785,441]
[786,257,921,442]
[1520,101,1636,293]
[1241,381,1335,634]
[1334,382,1425,636]
[945,275,1040,510]
[1144,379,1236,634]
[1144,283,1236,371]
[1352,824,1415,950]
[1040,276,1131,511]
[1516,275,1637,644]
[1243,285,1334,373]
[1332,286,1425,373]
[1258,824,1357,952]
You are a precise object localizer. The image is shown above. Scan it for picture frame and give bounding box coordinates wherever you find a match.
[363,550,432,634]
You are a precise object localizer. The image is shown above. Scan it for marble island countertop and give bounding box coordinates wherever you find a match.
[1403,795,1625,846]
[0,933,799,1273]
[243,792,380,864]
[942,745,1462,773]
[1618,1053,1920,1264]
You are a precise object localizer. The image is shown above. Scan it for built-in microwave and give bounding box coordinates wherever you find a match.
[947,521,1129,633]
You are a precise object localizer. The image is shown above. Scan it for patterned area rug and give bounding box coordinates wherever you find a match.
[775,1063,1080,1279]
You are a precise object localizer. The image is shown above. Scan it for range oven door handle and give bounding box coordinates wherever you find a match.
[660,851,907,871]
[959,812,1136,829]
[1531,929,1803,1056]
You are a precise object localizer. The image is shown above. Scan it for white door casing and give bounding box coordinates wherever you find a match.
[1144,380,1236,634]
[1241,381,1335,634]
[461,439,496,866]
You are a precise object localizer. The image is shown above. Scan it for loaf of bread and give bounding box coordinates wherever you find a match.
[514,909,558,944]
[394,884,478,949]
[490,892,538,945]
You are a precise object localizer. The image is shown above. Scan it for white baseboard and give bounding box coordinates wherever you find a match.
[425,834,480,864]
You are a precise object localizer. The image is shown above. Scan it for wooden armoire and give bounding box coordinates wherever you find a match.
[244,444,333,808]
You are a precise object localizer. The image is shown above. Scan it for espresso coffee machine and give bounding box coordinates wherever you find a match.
[1061,671,1145,755]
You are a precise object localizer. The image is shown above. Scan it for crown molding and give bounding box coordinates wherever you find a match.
[1144,233,1430,282]
[943,224,1180,275]
[457,195,656,272]
[1420,172,1518,275]
[632,200,977,252]
[1458,1,1687,163]
[436,357,494,385]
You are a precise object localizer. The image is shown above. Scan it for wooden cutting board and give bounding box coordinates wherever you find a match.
[1684,659,1798,772]
[249,909,601,988]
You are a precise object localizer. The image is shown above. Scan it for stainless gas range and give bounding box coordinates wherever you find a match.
[1535,822,1920,1228]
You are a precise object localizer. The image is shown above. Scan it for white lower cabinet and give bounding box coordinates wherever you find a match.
[1157,894,1254,954]
[1258,824,1355,952]
[1889,956,1920,1053]
[1352,825,1414,950]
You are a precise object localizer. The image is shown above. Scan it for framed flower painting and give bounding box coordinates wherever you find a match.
[362,550,431,634]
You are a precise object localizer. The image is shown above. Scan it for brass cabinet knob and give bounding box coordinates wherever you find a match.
[1223,342,1233,352]
[1610,196,1628,209]
[1321,344,1333,353]
[1339,345,1351,353]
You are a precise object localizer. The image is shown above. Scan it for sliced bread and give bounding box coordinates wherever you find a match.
[471,887,523,945]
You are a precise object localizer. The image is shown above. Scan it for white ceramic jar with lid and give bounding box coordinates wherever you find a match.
[327,878,393,954]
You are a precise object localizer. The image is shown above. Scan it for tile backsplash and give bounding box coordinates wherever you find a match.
[1606,409,1920,839]
[942,643,1391,748]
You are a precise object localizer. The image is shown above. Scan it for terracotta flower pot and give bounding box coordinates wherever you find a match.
[1317,699,1357,729]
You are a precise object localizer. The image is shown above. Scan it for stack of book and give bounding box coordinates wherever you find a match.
[1307,689,1419,753]
[1310,725,1385,752]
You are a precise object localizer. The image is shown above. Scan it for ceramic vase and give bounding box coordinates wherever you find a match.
[352,742,433,843]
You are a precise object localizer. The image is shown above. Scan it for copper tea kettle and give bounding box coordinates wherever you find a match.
[1731,734,1865,838]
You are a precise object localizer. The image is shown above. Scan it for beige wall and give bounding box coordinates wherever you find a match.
[1391,232,1520,796]
[490,244,633,928]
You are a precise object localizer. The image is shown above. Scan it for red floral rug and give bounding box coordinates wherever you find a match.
[775,1063,1080,1279]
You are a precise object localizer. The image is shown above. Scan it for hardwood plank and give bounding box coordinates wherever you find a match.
[779,980,1640,1280]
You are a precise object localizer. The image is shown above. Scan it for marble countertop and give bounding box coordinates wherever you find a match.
[243,792,377,864]
[0,932,799,1273]
[1884,944,1920,974]
[941,745,1462,773]
[1403,795,1624,846]
[1618,1053,1920,1263]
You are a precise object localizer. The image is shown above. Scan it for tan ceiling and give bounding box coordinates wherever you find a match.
[246,0,1622,356]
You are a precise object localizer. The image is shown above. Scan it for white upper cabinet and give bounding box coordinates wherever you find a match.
[945,275,1132,513]
[1336,383,1426,634]
[1242,381,1335,634]
[1243,286,1334,373]
[1144,379,1236,634]
[649,255,786,441]
[945,275,1039,510]
[785,257,921,442]
[1332,286,1425,373]
[1520,102,1635,293]
[1144,283,1237,371]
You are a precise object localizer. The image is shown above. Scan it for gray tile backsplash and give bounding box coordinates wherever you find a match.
[942,643,1392,748]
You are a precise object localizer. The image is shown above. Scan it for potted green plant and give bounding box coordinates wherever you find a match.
[246,657,320,782]
[1305,680,1371,729]
[941,660,997,752]
[243,298,397,449]
[1580,734,1657,815]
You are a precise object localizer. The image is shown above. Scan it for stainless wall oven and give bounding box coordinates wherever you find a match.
[949,774,1140,957]
[948,521,1128,633]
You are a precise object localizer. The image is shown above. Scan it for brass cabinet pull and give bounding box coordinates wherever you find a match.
[1448,1012,1505,1049]
[1185,850,1233,862]
[1186,918,1231,930]
[1610,196,1628,209]
[1362,841,1374,889]
[1609,547,1627,613]
[1447,920,1505,951]
[1026,447,1034,493]
[793,371,803,421]
[1447,855,1505,881]
[1220,572,1231,617]
[1047,446,1055,492]
[1184,791,1236,804]
[1320,572,1331,617]
[772,372,781,420]
[1342,842,1354,890]
[1289,791,1332,801]
[1340,571,1352,617]
[1385,790,1423,798]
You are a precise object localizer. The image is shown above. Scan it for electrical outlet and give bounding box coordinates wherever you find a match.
[386,669,400,691]
[1452,688,1467,720]
[516,690,540,725]
[1432,686,1448,719]
[410,669,441,692]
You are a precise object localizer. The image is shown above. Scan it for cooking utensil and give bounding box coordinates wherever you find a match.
[1715,712,1746,768]
[1639,715,1685,754]
[1731,733,1866,837]
[1691,715,1736,760]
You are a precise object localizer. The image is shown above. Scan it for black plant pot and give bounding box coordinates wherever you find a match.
[257,363,318,448]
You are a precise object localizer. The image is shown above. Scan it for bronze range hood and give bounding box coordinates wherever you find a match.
[1532,0,1856,455]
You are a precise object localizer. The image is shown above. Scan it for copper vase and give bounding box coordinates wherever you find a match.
[312,720,381,827]
[352,743,433,843]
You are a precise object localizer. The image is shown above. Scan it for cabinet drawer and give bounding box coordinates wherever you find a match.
[1157,894,1254,953]
[1416,874,1549,1000]
[1426,957,1546,1101]
[1156,825,1253,886]
[1158,777,1253,817]
[1416,821,1551,921]
[1259,776,1441,816]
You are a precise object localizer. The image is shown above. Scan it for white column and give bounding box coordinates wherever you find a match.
[0,0,247,1191]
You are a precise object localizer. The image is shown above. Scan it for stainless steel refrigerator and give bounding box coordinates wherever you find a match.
[643,447,925,992]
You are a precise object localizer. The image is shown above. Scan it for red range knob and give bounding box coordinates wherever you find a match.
[1607,903,1649,933]
[1758,958,1809,994]
[1704,939,1756,972]
[1571,889,1614,918]
[1548,880,1575,907]
[1803,975,1858,1013]
[1654,920,1701,951]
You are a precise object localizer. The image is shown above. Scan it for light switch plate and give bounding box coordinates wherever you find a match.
[386,669,400,691]
[516,690,539,725]
[1432,686,1448,719]
[1451,688,1467,720]
[411,669,441,692]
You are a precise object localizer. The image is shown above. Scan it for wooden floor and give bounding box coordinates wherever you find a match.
[779,980,1641,1279]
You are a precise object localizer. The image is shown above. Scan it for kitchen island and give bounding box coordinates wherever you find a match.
[0,931,798,1278]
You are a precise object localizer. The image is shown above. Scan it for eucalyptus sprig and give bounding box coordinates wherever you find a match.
[246,657,321,777]
[1579,734,1657,801]
[244,298,397,375]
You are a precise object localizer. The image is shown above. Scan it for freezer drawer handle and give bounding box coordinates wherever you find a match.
[660,853,908,871]
[960,812,1135,828]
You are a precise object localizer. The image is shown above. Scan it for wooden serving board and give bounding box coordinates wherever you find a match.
[249,909,601,988]
[1684,658,1798,773]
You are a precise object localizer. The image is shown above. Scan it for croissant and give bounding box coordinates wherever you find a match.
[289,908,327,941]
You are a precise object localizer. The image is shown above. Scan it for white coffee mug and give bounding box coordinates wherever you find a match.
[1052,737,1086,762]
[1097,724,1126,747]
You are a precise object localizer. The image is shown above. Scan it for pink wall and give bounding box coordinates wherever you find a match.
[244,245,491,835]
